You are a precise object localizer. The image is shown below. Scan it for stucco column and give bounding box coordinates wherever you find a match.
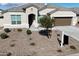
[60,31,64,47]
[71,16,77,26]
[34,14,39,28]
[26,14,29,28]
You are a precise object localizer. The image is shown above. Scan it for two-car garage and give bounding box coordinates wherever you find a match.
[54,17,72,26]
[50,11,77,26]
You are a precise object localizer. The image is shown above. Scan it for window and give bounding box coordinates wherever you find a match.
[11,15,21,24]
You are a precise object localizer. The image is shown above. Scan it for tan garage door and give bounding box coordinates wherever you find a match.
[54,17,72,26]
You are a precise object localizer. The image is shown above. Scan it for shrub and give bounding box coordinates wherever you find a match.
[32,51,37,55]
[4,28,11,33]
[11,40,16,42]
[29,38,32,40]
[30,42,35,46]
[26,29,32,35]
[70,45,76,50]
[10,44,15,47]
[57,34,60,36]
[0,33,9,39]
[27,55,31,56]
[7,52,12,56]
[17,29,22,32]
[57,49,62,52]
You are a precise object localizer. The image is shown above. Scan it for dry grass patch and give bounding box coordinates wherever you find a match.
[70,45,77,50]
[57,49,63,53]
[11,40,16,42]
[10,43,15,47]
[7,52,12,56]
[17,29,22,32]
[30,42,36,46]
[29,38,32,40]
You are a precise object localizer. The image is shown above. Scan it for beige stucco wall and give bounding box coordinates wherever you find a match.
[0,13,1,16]
[71,17,78,25]
[26,6,38,27]
[0,11,4,27]
[0,18,4,27]
[51,11,76,17]
[77,16,79,23]
[77,16,79,20]
[2,6,38,28]
[3,12,28,28]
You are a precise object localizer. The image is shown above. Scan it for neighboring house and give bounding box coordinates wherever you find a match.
[0,3,78,28]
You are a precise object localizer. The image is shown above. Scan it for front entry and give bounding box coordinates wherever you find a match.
[28,14,35,28]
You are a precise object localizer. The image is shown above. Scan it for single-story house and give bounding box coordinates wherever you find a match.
[0,3,78,28]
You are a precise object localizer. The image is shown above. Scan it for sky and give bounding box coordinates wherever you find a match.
[0,3,79,10]
[0,3,24,10]
[48,3,79,8]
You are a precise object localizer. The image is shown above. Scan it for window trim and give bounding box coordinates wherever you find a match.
[11,15,21,24]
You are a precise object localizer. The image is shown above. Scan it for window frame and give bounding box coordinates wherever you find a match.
[11,15,21,24]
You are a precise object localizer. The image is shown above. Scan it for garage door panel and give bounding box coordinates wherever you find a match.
[54,18,72,26]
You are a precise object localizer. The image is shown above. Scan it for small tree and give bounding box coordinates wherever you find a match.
[38,13,54,30]
[38,13,54,38]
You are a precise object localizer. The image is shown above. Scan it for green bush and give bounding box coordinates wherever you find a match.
[4,28,11,33]
[17,29,22,32]
[26,29,32,35]
[0,33,9,39]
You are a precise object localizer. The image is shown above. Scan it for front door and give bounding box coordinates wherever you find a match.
[28,14,35,28]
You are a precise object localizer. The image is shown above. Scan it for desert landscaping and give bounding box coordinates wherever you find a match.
[0,28,79,56]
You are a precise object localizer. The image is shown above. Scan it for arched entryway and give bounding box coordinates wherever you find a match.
[28,14,35,28]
